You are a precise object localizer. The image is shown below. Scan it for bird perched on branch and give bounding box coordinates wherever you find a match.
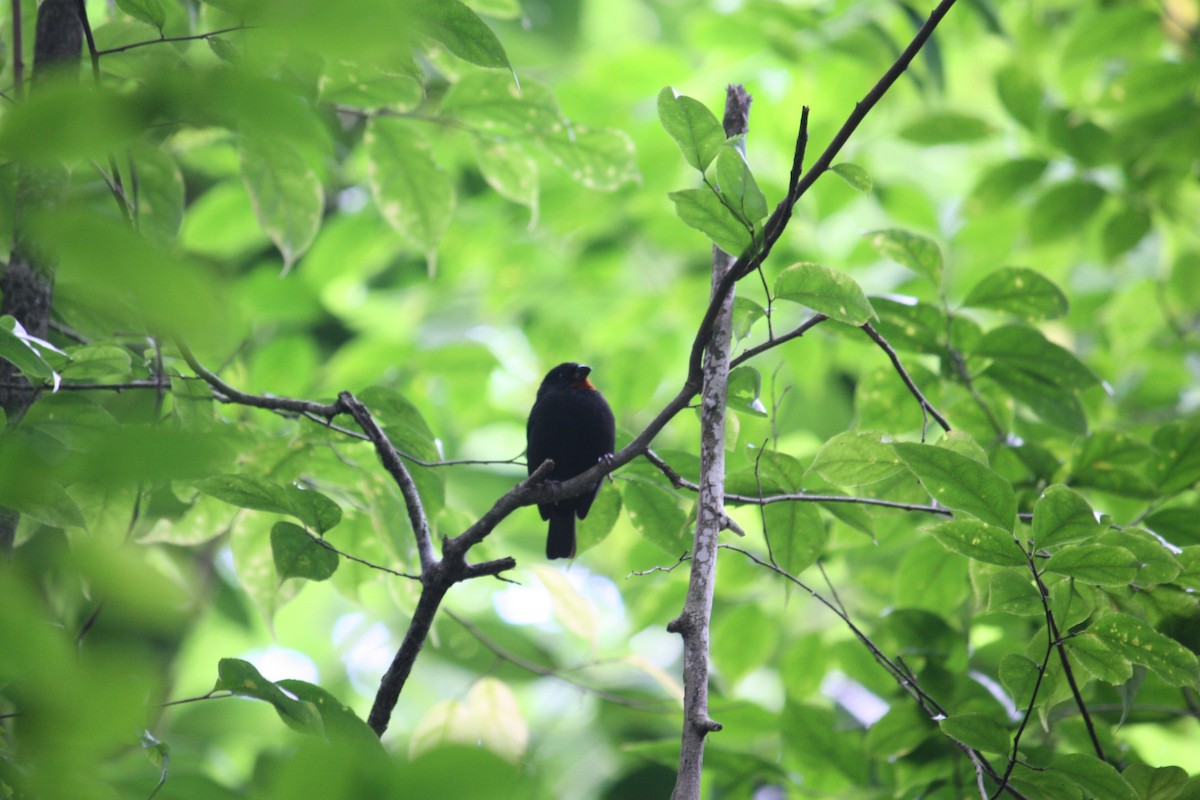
[526,363,616,559]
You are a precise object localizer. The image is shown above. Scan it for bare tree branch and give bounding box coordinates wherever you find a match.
[668,83,751,800]
[337,392,436,573]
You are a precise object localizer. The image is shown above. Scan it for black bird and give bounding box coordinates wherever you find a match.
[526,363,616,559]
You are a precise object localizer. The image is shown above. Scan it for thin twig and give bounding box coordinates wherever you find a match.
[724,316,830,371]
[446,610,670,710]
[862,322,951,437]
[991,560,1055,799]
[629,551,692,577]
[1029,561,1105,760]
[337,392,436,573]
[721,544,1030,799]
[95,25,250,56]
[643,448,954,515]
[310,533,420,581]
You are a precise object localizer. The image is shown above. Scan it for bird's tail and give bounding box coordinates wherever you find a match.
[546,514,576,560]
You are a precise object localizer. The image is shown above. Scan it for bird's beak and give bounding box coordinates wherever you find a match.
[575,365,592,381]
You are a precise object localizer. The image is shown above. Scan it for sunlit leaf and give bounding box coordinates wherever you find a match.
[1090,613,1200,688]
[365,118,455,260]
[214,658,324,734]
[963,267,1068,321]
[894,442,1017,531]
[271,521,338,582]
[240,136,324,272]
[774,263,875,325]
[714,143,767,226]
[414,0,511,69]
[830,163,872,193]
[808,431,905,486]
[657,87,725,172]
[1044,544,1138,585]
[929,519,1025,566]
[1031,485,1099,549]
[939,713,1010,755]
[1049,753,1137,800]
[668,187,753,256]
[866,229,942,284]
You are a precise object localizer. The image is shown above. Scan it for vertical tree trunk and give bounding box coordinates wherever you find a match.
[0,0,81,556]
[669,84,752,800]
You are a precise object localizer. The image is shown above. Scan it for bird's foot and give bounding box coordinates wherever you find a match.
[598,453,616,482]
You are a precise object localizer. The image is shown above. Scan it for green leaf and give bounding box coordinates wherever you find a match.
[284,484,343,535]
[1144,508,1200,547]
[975,324,1099,391]
[1122,765,1189,800]
[132,144,185,245]
[995,64,1045,130]
[473,140,538,212]
[731,296,766,341]
[938,713,1011,755]
[668,188,752,256]
[765,501,826,576]
[319,62,424,111]
[1029,180,1107,244]
[900,111,993,144]
[864,704,932,759]
[115,0,167,31]
[197,474,292,515]
[963,267,1068,321]
[622,477,687,555]
[271,521,338,582]
[214,658,323,734]
[0,477,87,529]
[969,158,1047,210]
[1044,544,1138,585]
[1009,764,1084,800]
[866,229,943,285]
[1090,612,1200,688]
[829,163,872,193]
[1068,633,1133,684]
[414,0,511,69]
[1050,753,1138,800]
[808,431,905,486]
[774,263,876,325]
[240,136,324,272]
[1032,485,1100,548]
[59,344,131,382]
[1153,422,1200,495]
[985,362,1088,435]
[1102,205,1152,260]
[0,315,55,381]
[576,481,621,554]
[440,73,561,133]
[715,143,767,227]
[656,88,725,172]
[542,126,638,191]
[356,386,440,462]
[868,297,947,354]
[713,604,776,685]
[365,118,455,260]
[999,653,1043,709]
[894,442,1017,531]
[986,568,1041,615]
[727,366,767,417]
[929,519,1025,566]
[275,679,383,752]
[1098,530,1181,586]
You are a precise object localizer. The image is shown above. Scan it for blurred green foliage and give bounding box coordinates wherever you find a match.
[2,0,1200,797]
